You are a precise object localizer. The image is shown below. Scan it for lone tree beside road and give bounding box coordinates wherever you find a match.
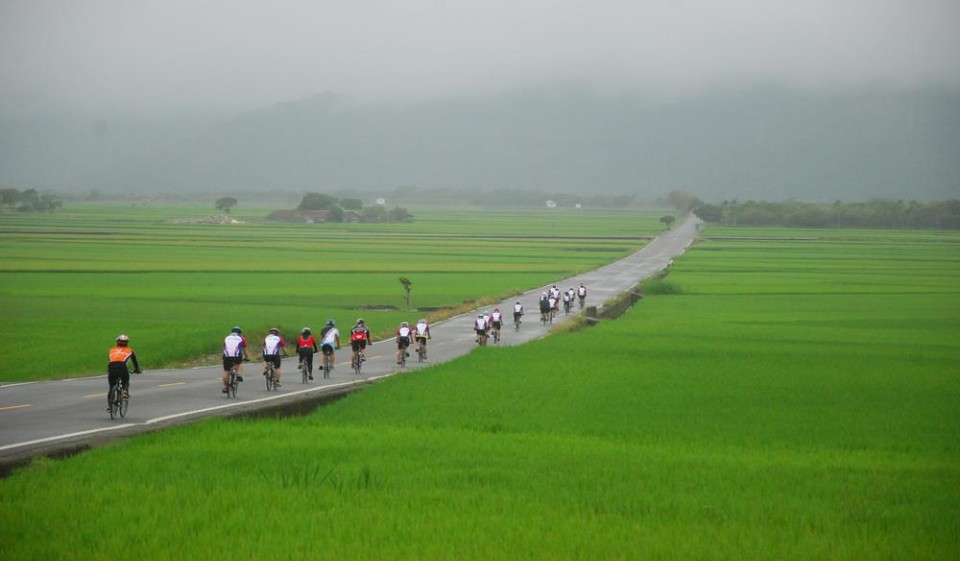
[660,215,676,229]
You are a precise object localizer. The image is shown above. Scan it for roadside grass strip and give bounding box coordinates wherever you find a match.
[2,226,958,559]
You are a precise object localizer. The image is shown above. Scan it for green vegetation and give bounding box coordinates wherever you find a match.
[2,226,957,559]
[0,203,660,381]
[695,198,960,229]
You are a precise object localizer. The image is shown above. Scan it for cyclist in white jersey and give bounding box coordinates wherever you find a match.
[262,328,286,387]
[320,319,341,369]
[396,321,413,364]
[513,301,524,325]
[474,314,489,343]
[414,318,431,359]
[222,326,249,393]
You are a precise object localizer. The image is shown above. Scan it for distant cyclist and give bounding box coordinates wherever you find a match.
[562,290,572,313]
[107,334,141,408]
[474,313,489,344]
[490,308,504,340]
[539,293,551,322]
[396,321,413,364]
[513,301,524,326]
[296,327,318,380]
[349,319,371,368]
[319,319,341,369]
[262,328,286,388]
[222,326,249,393]
[577,283,587,307]
[414,318,431,359]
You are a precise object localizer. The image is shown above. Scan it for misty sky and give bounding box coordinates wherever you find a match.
[2,0,958,117]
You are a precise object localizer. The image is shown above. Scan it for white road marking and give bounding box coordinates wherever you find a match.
[0,404,32,412]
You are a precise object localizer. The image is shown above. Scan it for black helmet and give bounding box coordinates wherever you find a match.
[268,328,279,335]
[231,326,242,334]
[301,327,312,335]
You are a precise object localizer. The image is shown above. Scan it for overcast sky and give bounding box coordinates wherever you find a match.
[2,0,958,117]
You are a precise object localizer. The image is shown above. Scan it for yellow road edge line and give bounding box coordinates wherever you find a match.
[85,393,108,399]
[158,382,186,388]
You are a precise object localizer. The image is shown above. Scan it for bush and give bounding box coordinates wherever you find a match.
[642,280,682,295]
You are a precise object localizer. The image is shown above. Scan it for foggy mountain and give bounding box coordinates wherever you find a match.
[2,87,958,202]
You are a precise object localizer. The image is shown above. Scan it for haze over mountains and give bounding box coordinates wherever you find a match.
[2,86,957,202]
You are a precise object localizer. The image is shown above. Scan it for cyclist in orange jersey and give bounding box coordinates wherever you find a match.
[107,334,141,408]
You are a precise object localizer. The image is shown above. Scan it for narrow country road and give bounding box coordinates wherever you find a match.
[0,215,700,467]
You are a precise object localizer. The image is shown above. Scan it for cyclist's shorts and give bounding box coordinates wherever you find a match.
[321,343,335,355]
[222,356,243,371]
[492,321,502,329]
[397,336,411,349]
[415,335,428,344]
[263,354,281,368]
[297,346,314,358]
[351,340,367,352]
[475,328,487,335]
[514,312,522,320]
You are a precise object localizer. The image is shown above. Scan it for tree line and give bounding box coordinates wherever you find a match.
[0,188,63,213]
[692,199,960,230]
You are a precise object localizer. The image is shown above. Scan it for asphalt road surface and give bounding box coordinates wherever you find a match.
[0,215,700,466]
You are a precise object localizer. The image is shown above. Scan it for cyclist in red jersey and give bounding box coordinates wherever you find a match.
[296,327,319,380]
[349,319,371,368]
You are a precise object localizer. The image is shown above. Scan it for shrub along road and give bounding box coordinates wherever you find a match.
[0,216,699,466]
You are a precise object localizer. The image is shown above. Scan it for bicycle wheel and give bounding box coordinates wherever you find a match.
[323,356,331,379]
[119,393,129,418]
[301,361,308,384]
[108,386,119,419]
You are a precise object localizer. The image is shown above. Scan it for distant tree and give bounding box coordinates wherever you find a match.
[215,197,238,214]
[340,198,363,211]
[388,206,413,222]
[694,203,723,223]
[0,188,20,207]
[399,277,412,310]
[298,192,338,211]
[659,215,676,229]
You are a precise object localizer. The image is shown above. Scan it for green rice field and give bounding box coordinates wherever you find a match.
[0,203,662,381]
[2,224,958,559]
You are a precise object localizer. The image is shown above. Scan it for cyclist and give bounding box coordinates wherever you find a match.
[222,326,249,393]
[349,318,371,368]
[320,319,341,370]
[396,321,413,364]
[577,283,587,307]
[262,328,286,388]
[490,307,503,340]
[539,293,551,322]
[107,334,141,408]
[474,313,489,344]
[414,318,431,359]
[296,327,318,380]
[562,289,572,313]
[513,301,524,326]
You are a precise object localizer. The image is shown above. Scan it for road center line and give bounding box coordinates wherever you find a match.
[157,382,186,388]
[0,404,32,412]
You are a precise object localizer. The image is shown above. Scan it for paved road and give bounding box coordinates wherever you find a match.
[0,215,700,464]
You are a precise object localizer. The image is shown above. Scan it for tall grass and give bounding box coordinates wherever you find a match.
[2,227,957,559]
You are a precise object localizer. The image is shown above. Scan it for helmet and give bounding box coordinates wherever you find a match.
[326,319,335,326]
[494,307,500,312]
[116,334,130,345]
[419,318,427,323]
[268,328,279,335]
[356,318,364,324]
[301,327,312,335]
[401,321,408,327]
[516,301,521,304]
[231,326,242,334]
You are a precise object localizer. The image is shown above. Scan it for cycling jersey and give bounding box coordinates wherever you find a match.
[491,312,503,323]
[263,334,284,356]
[321,328,339,347]
[397,326,412,339]
[415,322,430,338]
[297,334,317,351]
[474,317,488,331]
[223,333,246,358]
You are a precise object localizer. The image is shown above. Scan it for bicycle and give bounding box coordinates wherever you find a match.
[107,377,129,420]
[563,299,572,314]
[477,330,488,346]
[491,325,501,344]
[265,363,278,391]
[322,350,333,379]
[300,357,310,384]
[224,363,241,398]
[514,314,522,331]
[352,350,364,375]
[578,294,586,309]
[398,346,407,368]
[416,338,427,362]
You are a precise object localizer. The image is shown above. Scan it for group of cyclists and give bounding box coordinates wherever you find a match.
[539,283,587,322]
[106,284,586,404]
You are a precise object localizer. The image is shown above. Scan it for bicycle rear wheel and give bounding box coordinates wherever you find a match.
[323,356,331,379]
[119,394,129,418]
[108,386,119,419]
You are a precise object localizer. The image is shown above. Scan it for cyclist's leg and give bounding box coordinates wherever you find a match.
[121,369,131,397]
[107,368,120,409]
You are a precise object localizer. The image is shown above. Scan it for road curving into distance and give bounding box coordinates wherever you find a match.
[0,215,701,470]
